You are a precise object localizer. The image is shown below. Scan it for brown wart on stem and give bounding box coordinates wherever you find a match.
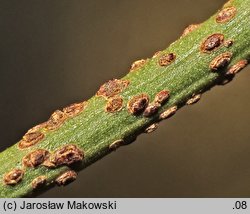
[200,33,224,53]
[226,59,248,75]
[154,90,170,105]
[48,144,84,167]
[216,6,237,23]
[130,59,147,72]
[18,131,45,149]
[56,170,77,186]
[181,24,200,37]
[96,79,130,99]
[109,139,124,151]
[127,94,149,115]
[26,122,48,134]
[32,176,47,189]
[224,39,234,48]
[209,52,232,71]
[158,53,176,66]
[22,149,50,168]
[159,106,178,120]
[152,51,162,59]
[143,103,161,117]
[45,110,67,131]
[3,169,24,185]
[186,94,202,105]
[63,102,87,117]
[144,123,159,134]
[105,96,123,113]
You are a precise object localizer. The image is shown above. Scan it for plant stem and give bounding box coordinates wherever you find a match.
[0,0,249,197]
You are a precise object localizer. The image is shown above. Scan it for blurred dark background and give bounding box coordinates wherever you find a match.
[0,0,249,197]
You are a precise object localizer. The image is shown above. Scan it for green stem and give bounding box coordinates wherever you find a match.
[0,0,249,197]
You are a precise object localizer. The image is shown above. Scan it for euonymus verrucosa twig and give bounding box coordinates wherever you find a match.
[0,0,249,197]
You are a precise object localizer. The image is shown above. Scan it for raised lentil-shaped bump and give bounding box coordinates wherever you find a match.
[63,101,87,117]
[224,39,234,48]
[216,6,237,23]
[56,170,77,186]
[26,122,48,134]
[159,106,178,120]
[226,59,248,75]
[45,110,67,131]
[143,103,160,117]
[49,144,84,167]
[127,94,149,115]
[186,94,201,105]
[209,52,232,71]
[200,33,224,53]
[154,90,170,104]
[130,59,147,72]
[18,131,45,149]
[22,149,49,168]
[3,169,24,185]
[158,53,176,66]
[96,79,130,99]
[105,96,123,113]
[32,176,47,189]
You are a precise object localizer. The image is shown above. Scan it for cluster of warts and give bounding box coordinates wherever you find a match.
[18,101,87,149]
[96,37,177,148]
[4,144,83,188]
[97,79,130,113]
[3,1,249,193]
[127,90,170,116]
[140,3,243,136]
[198,7,243,76]
[143,106,178,134]
[100,15,245,147]
[109,90,175,146]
